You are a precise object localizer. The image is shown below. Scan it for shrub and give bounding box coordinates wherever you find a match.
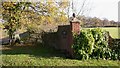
[72,29,94,60]
[110,39,120,60]
[72,28,113,60]
[90,28,111,59]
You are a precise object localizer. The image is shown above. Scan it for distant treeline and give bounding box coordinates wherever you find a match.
[87,25,120,28]
[77,16,120,27]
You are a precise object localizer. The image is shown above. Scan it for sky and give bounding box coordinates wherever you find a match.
[73,0,120,21]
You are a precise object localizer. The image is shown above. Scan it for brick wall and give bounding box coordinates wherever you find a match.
[57,25,74,57]
[42,19,81,58]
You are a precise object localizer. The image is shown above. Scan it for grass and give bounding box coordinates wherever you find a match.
[1,44,120,66]
[82,27,120,39]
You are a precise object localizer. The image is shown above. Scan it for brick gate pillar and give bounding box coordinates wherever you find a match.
[68,13,81,58]
[70,13,81,34]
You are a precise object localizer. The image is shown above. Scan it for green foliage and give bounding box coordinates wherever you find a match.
[72,29,94,60]
[90,28,111,59]
[110,39,120,60]
[72,28,119,60]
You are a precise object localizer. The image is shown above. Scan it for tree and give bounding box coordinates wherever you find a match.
[2,1,69,45]
[110,20,116,26]
[2,2,24,45]
[102,18,109,27]
[91,17,101,27]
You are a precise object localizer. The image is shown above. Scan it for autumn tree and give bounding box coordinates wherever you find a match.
[2,1,70,45]
[2,2,24,45]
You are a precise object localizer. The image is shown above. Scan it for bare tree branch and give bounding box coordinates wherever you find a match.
[77,0,87,16]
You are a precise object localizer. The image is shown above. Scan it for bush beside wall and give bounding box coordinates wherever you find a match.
[72,28,119,60]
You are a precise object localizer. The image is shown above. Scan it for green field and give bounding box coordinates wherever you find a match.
[1,45,120,66]
[82,27,120,39]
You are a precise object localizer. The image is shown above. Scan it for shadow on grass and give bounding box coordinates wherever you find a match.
[1,44,66,59]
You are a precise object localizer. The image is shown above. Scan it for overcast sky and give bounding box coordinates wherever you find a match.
[73,0,119,21]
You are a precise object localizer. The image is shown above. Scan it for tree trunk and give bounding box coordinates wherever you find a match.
[9,30,14,46]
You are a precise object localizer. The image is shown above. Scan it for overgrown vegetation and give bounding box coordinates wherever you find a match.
[72,28,120,60]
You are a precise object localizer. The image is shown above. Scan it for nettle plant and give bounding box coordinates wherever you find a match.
[72,28,112,60]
